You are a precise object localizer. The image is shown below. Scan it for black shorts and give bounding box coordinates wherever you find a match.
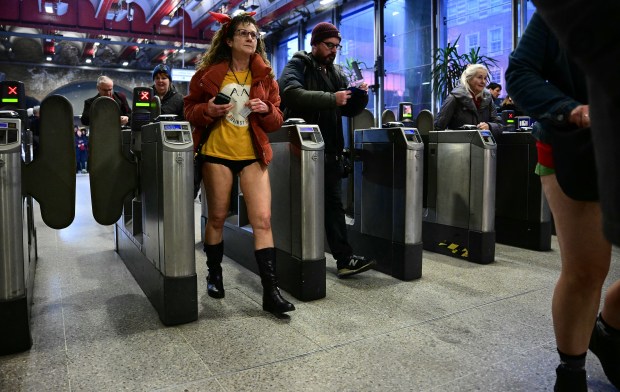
[204,155,258,176]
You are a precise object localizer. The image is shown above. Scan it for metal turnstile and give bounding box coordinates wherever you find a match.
[494,131,551,250]
[422,130,497,264]
[345,127,424,280]
[0,115,30,354]
[90,89,197,326]
[211,124,326,301]
[1,83,76,355]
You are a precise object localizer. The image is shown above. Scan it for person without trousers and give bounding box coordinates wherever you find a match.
[487,82,502,108]
[506,12,619,391]
[81,75,131,127]
[278,22,376,278]
[74,126,89,174]
[184,11,294,315]
[531,0,620,249]
[434,64,502,135]
[152,64,184,119]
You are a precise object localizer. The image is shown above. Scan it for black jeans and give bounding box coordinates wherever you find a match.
[324,153,352,263]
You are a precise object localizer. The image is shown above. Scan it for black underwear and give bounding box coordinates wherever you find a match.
[203,155,258,175]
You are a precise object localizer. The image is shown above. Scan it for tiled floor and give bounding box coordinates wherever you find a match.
[1,175,619,391]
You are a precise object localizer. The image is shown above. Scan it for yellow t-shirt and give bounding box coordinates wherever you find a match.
[202,70,255,160]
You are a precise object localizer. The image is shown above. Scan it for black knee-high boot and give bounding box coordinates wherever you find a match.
[204,242,224,298]
[255,248,295,314]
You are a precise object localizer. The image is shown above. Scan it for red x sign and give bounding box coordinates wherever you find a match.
[7,86,18,95]
[140,91,150,101]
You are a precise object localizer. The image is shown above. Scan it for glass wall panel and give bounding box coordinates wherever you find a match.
[384,0,432,117]
[338,2,375,114]
[275,33,299,79]
[443,0,512,101]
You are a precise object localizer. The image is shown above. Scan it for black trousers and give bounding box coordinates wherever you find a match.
[533,0,620,245]
[324,153,352,263]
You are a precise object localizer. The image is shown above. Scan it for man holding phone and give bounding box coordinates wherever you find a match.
[278,22,375,278]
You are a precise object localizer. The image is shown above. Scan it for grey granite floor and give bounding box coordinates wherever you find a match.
[1,175,619,392]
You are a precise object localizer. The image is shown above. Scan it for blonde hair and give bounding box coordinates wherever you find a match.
[460,64,489,97]
[196,14,274,78]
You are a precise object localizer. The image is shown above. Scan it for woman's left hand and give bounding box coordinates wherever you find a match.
[247,98,269,114]
[477,122,490,130]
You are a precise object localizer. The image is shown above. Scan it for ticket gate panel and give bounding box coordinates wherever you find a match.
[349,127,424,280]
[0,119,24,300]
[89,97,137,226]
[22,95,76,229]
[296,148,325,261]
[270,141,292,255]
[494,132,551,250]
[423,130,496,264]
[435,142,472,230]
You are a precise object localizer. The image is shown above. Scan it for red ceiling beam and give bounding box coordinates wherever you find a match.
[94,0,116,20]
[256,0,306,26]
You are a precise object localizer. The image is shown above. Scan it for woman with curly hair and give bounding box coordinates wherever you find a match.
[184,12,294,315]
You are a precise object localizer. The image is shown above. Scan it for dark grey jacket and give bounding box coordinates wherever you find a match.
[156,85,185,120]
[434,85,501,135]
[278,51,356,154]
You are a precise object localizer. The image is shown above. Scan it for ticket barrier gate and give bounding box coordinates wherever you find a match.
[494,131,551,250]
[345,126,424,280]
[89,90,197,326]
[206,123,326,301]
[1,81,75,354]
[422,130,497,264]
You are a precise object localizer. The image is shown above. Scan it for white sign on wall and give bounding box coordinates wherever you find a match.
[172,69,196,82]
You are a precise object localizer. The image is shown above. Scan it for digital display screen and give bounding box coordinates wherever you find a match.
[135,102,150,107]
[480,131,492,137]
[164,124,182,130]
[402,105,413,118]
[519,119,530,127]
[506,119,514,123]
[404,129,415,135]
[299,126,315,133]
[134,112,150,121]
[0,122,8,128]
[139,91,150,101]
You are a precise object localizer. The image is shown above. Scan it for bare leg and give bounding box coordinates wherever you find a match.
[238,162,273,250]
[203,162,234,245]
[541,174,612,355]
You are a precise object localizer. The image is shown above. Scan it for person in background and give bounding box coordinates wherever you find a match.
[74,126,89,174]
[152,64,184,119]
[278,22,376,279]
[184,11,294,315]
[434,64,502,135]
[487,82,502,108]
[499,96,524,116]
[28,105,40,158]
[81,75,131,127]
[506,12,619,391]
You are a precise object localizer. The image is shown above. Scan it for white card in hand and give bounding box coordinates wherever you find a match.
[239,106,252,118]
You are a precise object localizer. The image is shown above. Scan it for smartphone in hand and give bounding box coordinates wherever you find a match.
[213,92,231,105]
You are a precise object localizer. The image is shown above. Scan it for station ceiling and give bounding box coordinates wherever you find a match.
[0,0,334,71]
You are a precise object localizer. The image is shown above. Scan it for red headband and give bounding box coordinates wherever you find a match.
[209,11,257,27]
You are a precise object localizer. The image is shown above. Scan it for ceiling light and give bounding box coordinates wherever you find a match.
[85,58,92,64]
[44,2,54,13]
[122,61,129,66]
[46,56,52,61]
[161,16,172,26]
[179,48,186,53]
[56,2,68,16]
[319,0,335,5]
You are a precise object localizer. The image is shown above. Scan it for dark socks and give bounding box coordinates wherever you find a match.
[558,349,587,371]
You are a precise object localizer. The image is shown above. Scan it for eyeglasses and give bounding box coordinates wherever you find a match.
[321,41,342,51]
[235,29,259,40]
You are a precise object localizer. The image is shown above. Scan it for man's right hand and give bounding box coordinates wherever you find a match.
[335,90,352,106]
[120,116,129,126]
